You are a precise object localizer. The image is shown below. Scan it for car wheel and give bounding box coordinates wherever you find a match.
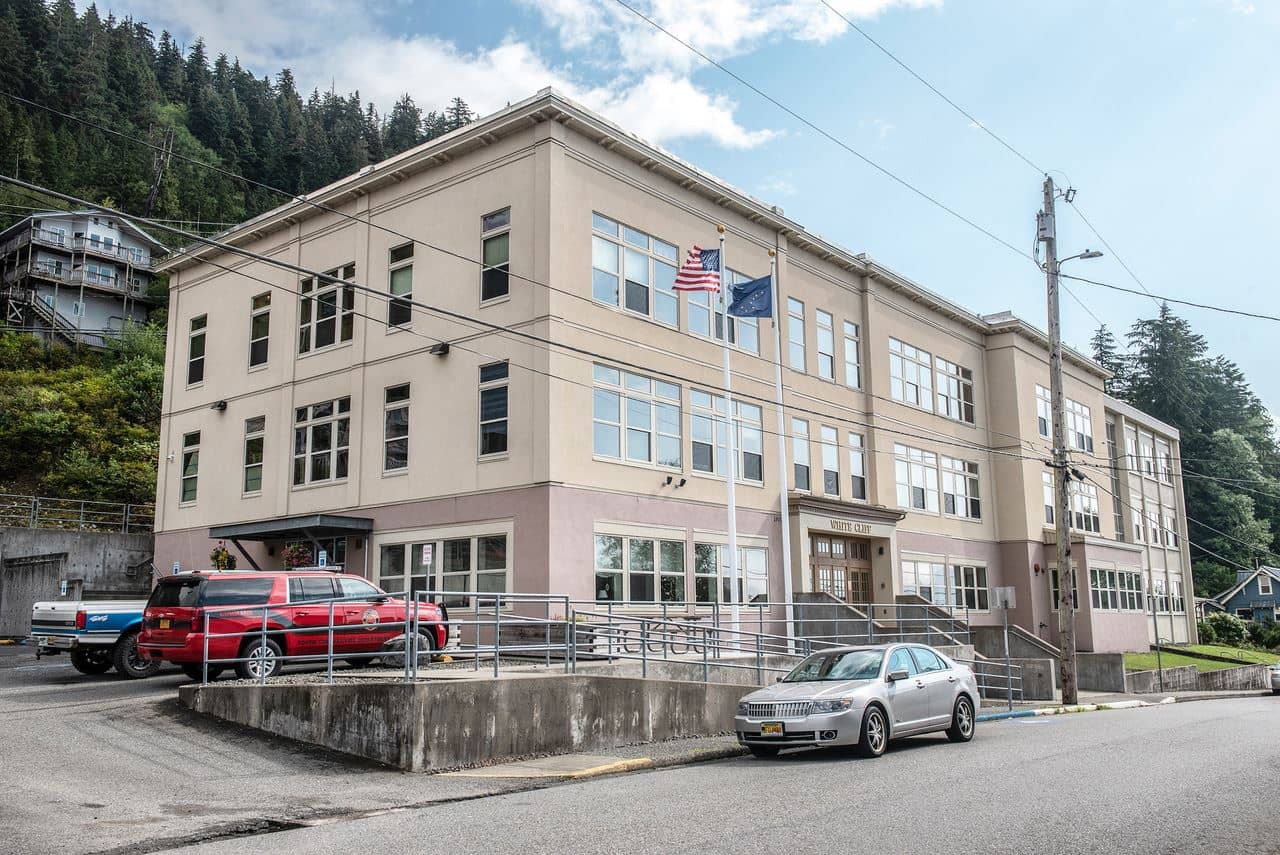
[69,647,113,675]
[947,696,976,743]
[113,631,161,680]
[380,633,435,669]
[235,638,283,680]
[748,746,779,758]
[856,705,888,758]
[181,663,224,682]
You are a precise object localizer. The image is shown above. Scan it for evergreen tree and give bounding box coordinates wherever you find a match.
[1089,325,1126,396]
[383,93,422,155]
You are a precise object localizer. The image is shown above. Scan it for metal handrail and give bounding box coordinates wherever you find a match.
[0,493,154,533]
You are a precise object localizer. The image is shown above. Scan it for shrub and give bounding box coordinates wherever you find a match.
[1196,620,1217,645]
[1246,621,1268,647]
[1205,611,1247,646]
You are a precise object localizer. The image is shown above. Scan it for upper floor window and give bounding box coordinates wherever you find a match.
[941,457,981,519]
[1130,492,1145,542]
[293,397,350,485]
[1043,471,1056,525]
[792,418,810,491]
[591,213,679,326]
[594,365,681,469]
[935,357,975,424]
[894,443,939,512]
[1138,430,1155,476]
[689,269,760,354]
[1036,385,1052,438]
[889,338,932,411]
[187,315,207,385]
[843,321,861,388]
[180,431,200,503]
[691,390,762,482]
[816,310,835,380]
[1066,399,1094,453]
[481,208,510,302]
[787,298,806,371]
[479,362,509,456]
[1118,571,1143,611]
[1090,568,1119,611]
[384,384,410,472]
[820,425,839,496]
[299,264,355,354]
[243,416,265,493]
[848,433,867,500]
[388,243,413,327]
[1162,512,1179,548]
[1260,575,1274,597]
[248,293,270,367]
[1124,425,1139,470]
[1156,438,1173,483]
[1070,481,1101,533]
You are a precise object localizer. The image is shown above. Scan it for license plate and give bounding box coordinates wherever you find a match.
[159,618,171,629]
[760,722,784,736]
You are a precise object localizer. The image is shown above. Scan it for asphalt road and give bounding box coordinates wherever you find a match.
[175,695,1280,855]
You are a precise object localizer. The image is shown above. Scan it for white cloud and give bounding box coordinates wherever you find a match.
[758,175,798,196]
[1229,0,1255,13]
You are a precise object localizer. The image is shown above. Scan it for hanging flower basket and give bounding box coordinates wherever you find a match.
[280,543,313,569]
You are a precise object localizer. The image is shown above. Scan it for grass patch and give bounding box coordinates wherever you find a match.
[1124,645,1280,672]
[1183,644,1280,665]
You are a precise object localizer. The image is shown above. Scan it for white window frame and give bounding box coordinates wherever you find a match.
[243,417,265,494]
[843,321,861,389]
[180,430,200,504]
[479,362,509,458]
[1131,494,1146,542]
[901,559,948,607]
[1118,570,1143,611]
[1043,471,1056,525]
[594,365,681,470]
[1261,575,1274,597]
[388,243,413,327]
[1156,438,1173,483]
[1090,567,1119,610]
[951,564,989,611]
[292,397,351,486]
[894,443,939,513]
[792,418,810,492]
[481,207,511,303]
[248,293,270,367]
[298,264,355,354]
[691,390,762,483]
[848,432,867,501]
[1050,566,1079,611]
[1036,385,1052,438]
[701,268,761,355]
[815,310,835,380]
[1162,512,1179,548]
[935,357,975,424]
[590,213,680,329]
[889,338,933,411]
[940,456,981,520]
[187,314,206,386]
[594,534,688,604]
[787,298,806,371]
[820,425,839,497]
[693,542,768,604]
[383,383,410,473]
[1066,399,1094,453]
[1124,425,1139,470]
[1070,481,1101,534]
[1138,431,1156,477]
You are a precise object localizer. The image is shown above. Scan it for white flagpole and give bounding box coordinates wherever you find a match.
[717,226,741,643]
[768,250,795,643]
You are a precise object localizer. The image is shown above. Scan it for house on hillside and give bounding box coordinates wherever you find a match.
[1206,566,1280,622]
[0,210,166,348]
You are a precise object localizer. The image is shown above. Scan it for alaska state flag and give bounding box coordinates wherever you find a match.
[728,275,773,318]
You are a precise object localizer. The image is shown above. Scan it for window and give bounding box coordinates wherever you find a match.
[694,542,768,603]
[187,315,206,385]
[848,433,867,500]
[299,264,355,353]
[381,533,508,604]
[815,310,835,380]
[388,243,413,326]
[1066,399,1094,453]
[338,577,381,600]
[1090,568,1119,610]
[243,417,265,493]
[1146,507,1160,547]
[595,365,681,469]
[248,293,270,366]
[1124,426,1139,470]
[1162,513,1179,548]
[935,358,975,424]
[843,321,861,388]
[384,384,410,472]
[1156,439,1173,483]
[481,208,510,302]
[1130,494,1145,542]
[787,298,806,371]
[1138,431,1156,477]
[1036,385,1052,437]
[887,647,919,678]
[1118,571,1143,611]
[1106,420,1124,541]
[901,560,947,607]
[479,362,509,456]
[792,418,810,491]
[894,444,939,512]
[889,338,933,410]
[1170,579,1185,613]
[1071,481,1101,533]
[1261,575,1274,597]
[1151,576,1168,613]
[180,431,200,503]
[286,537,347,570]
[941,457,981,519]
[594,535,687,603]
[951,565,989,610]
[712,269,760,354]
[1051,567,1079,610]
[820,426,839,496]
[289,576,336,603]
[690,390,762,481]
[1043,471,1056,525]
[590,213,680,326]
[292,397,351,485]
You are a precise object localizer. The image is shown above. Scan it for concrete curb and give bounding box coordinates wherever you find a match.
[977,691,1269,722]
[566,757,654,779]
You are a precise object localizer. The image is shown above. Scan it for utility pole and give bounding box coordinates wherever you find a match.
[1039,175,1079,706]
[142,128,175,218]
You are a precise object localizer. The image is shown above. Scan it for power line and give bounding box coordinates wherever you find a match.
[1058,271,1280,324]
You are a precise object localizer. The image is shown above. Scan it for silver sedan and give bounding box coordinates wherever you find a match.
[734,643,980,758]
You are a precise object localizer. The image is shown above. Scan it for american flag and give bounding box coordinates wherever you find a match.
[673,246,721,292]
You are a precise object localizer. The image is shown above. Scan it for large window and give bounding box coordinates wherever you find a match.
[594,535,686,602]
[693,543,768,604]
[1138,431,1156,477]
[591,213,679,326]
[594,365,681,469]
[187,315,206,385]
[889,338,932,410]
[384,384,410,472]
[1130,493,1145,542]
[787,298,806,371]
[1051,567,1079,610]
[1118,571,1143,611]
[388,243,413,326]
[1036,385,1052,438]
[1156,437,1173,483]
[691,390,762,481]
[1066,399,1094,453]
[479,362,509,456]
[1124,425,1139,470]
[180,431,200,503]
[1162,513,1179,548]
[941,457,981,519]
[848,433,867,501]
[1170,579,1185,613]
[935,357,975,424]
[380,533,509,603]
[243,416,265,493]
[293,397,350,485]
[1071,481,1101,533]
[951,565,989,610]
[1043,471,1056,525]
[901,560,947,607]
[820,426,839,496]
[816,310,835,380]
[1090,568,1119,610]
[843,321,861,389]
[894,444,939,512]
[299,264,355,353]
[1106,420,1124,541]
[248,294,270,367]
[481,208,510,302]
[792,418,810,491]
[708,269,760,354]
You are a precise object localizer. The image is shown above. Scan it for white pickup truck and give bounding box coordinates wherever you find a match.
[30,599,160,679]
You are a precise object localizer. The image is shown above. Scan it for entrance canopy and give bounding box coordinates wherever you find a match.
[208,513,373,543]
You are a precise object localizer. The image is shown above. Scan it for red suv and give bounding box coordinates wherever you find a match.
[138,571,447,681]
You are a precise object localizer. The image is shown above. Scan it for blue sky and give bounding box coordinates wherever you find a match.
[112,0,1280,408]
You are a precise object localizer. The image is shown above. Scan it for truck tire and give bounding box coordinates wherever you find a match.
[235,637,283,680]
[113,630,161,679]
[380,632,435,669]
[181,663,224,682]
[69,647,113,675]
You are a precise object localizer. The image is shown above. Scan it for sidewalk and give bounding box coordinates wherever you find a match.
[978,687,1271,720]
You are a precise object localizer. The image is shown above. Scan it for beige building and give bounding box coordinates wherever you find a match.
[153,89,1195,653]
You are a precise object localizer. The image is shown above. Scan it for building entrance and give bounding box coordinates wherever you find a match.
[810,534,871,603]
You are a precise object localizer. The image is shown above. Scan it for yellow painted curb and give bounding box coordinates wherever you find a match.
[567,757,654,779]
[0,639,16,646]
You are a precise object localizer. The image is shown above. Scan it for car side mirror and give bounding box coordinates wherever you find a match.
[887,668,909,683]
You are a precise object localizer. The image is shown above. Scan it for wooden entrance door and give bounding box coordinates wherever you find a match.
[810,535,871,604]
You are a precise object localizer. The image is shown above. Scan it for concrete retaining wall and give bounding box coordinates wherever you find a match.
[1010,658,1056,700]
[1118,663,1268,694]
[1189,664,1270,691]
[1124,665,1198,694]
[1077,653,1127,693]
[971,626,1059,661]
[180,673,748,772]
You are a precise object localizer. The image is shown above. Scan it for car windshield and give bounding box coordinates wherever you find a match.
[147,578,202,608]
[782,649,884,683]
